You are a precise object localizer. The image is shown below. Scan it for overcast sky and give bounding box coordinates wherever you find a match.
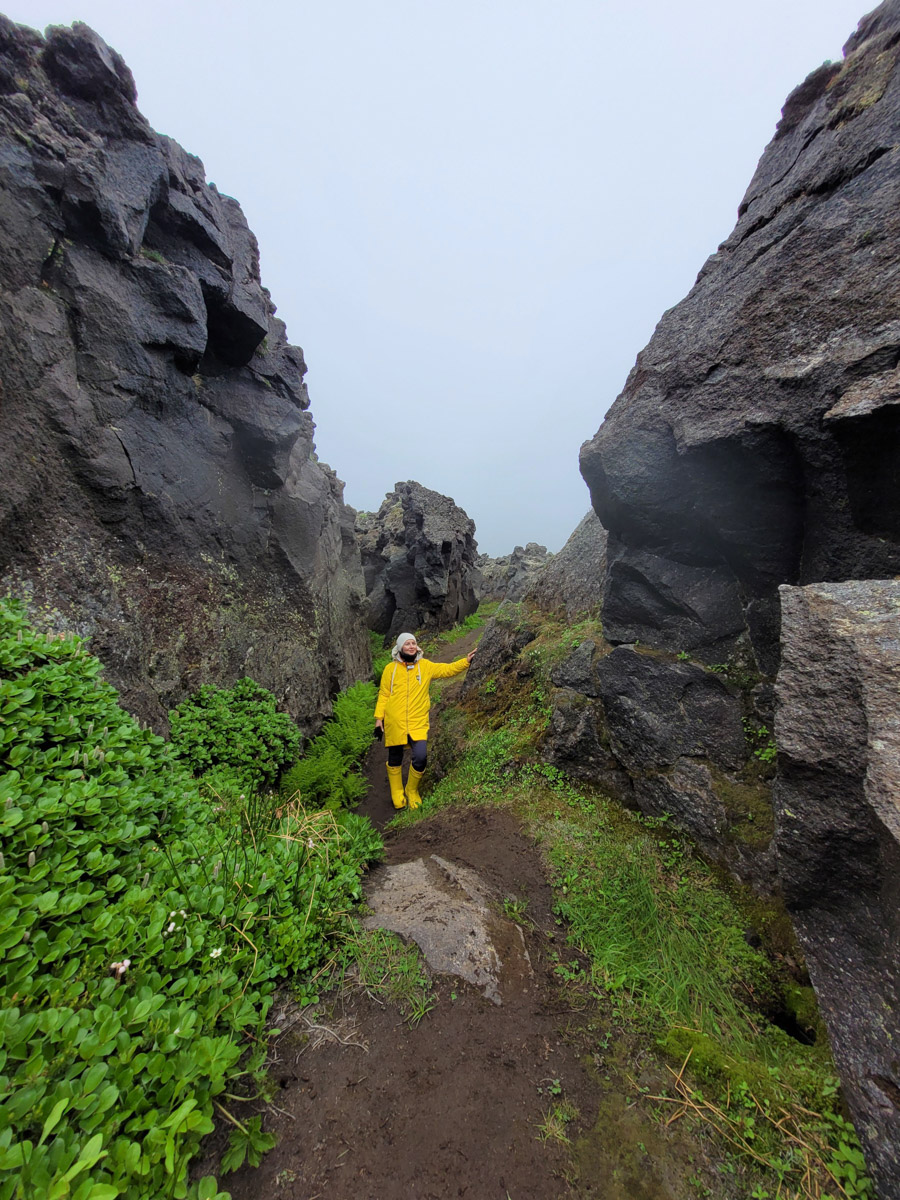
[8,0,870,554]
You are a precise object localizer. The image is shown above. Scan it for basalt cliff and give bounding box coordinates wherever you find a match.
[356,481,480,640]
[579,5,900,673]
[468,4,900,1192]
[0,18,368,735]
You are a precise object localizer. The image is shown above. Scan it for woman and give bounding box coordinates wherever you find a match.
[374,632,475,809]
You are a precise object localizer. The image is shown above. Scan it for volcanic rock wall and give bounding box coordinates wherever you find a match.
[356,481,480,640]
[0,19,369,734]
[579,2,900,676]
[568,5,900,1191]
[525,511,607,619]
[776,580,900,1198]
[476,543,551,604]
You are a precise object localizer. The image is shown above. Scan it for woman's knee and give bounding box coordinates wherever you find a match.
[387,744,404,767]
[410,740,428,772]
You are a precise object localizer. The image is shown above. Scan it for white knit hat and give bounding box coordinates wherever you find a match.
[391,632,422,661]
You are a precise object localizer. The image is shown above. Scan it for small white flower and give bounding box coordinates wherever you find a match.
[179,910,187,918]
[209,948,223,959]
[307,839,315,850]
[167,921,176,933]
[169,910,176,918]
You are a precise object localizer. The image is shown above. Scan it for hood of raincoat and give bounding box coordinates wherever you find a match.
[391,632,424,662]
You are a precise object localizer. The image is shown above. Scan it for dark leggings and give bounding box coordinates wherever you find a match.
[387,737,428,772]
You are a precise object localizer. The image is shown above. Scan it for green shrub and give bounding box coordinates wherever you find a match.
[0,598,381,1199]
[280,682,375,809]
[170,676,301,788]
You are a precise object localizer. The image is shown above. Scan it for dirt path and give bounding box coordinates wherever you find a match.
[224,805,590,1199]
[215,631,724,1199]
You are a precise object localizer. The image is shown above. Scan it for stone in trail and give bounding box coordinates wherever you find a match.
[362,854,533,1005]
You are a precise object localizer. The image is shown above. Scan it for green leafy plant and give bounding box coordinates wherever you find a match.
[0,598,381,1199]
[170,676,301,789]
[279,681,376,810]
[502,894,530,925]
[743,719,778,765]
[219,1114,276,1174]
[370,631,392,682]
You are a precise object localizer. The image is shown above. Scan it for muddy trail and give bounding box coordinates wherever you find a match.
[215,633,726,1200]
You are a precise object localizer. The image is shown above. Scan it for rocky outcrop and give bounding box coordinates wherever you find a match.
[356,481,480,640]
[775,580,900,1198]
[579,2,900,676]
[0,19,368,734]
[477,543,551,604]
[526,511,607,619]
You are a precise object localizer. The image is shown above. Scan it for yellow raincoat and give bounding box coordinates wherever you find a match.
[375,656,469,745]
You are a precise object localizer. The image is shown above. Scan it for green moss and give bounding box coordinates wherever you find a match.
[709,768,774,849]
[658,1027,780,1101]
[783,982,826,1044]
[139,247,167,265]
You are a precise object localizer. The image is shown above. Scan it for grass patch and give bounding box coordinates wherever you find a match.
[537,1099,579,1144]
[421,601,499,653]
[328,928,436,1026]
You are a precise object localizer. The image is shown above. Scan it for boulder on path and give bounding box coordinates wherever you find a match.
[0,18,368,735]
[362,854,533,1005]
[775,579,900,1198]
[580,3,900,675]
[356,481,480,640]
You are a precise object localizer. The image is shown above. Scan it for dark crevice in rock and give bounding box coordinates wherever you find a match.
[832,403,900,539]
[871,1075,900,1111]
[740,123,828,220]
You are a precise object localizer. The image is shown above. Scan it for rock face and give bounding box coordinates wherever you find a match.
[356,481,480,640]
[579,2,900,676]
[526,510,607,619]
[0,19,368,734]
[775,580,900,1198]
[477,542,551,604]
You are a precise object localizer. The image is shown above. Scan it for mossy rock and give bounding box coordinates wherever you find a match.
[709,767,774,849]
[783,982,827,1045]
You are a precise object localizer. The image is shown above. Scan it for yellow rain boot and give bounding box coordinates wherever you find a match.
[405,766,425,810]
[387,764,406,810]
